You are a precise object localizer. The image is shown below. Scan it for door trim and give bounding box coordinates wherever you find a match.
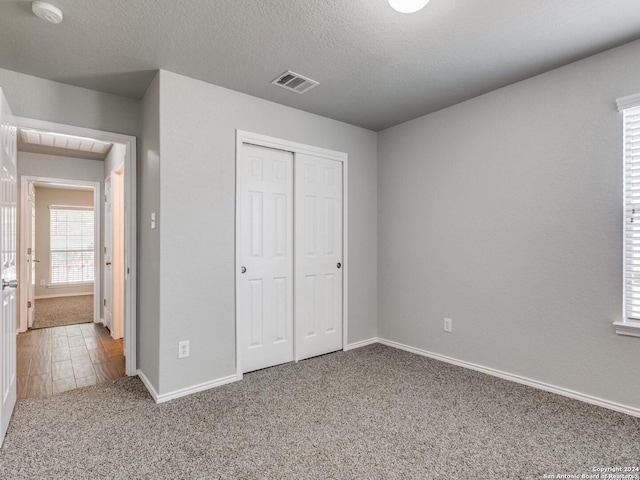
[14,116,137,376]
[235,130,349,379]
[19,176,101,331]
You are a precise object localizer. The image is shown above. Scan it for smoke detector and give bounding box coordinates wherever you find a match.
[32,1,63,24]
[388,0,431,13]
[271,71,319,95]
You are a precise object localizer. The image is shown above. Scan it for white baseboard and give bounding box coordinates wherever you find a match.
[136,369,159,402]
[35,292,93,300]
[140,338,639,417]
[344,337,378,351]
[377,337,640,419]
[137,369,239,404]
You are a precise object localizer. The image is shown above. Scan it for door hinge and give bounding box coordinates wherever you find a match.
[103,299,106,307]
[27,247,32,255]
[27,301,32,308]
[127,267,130,275]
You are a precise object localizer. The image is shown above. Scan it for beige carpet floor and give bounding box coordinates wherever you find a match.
[0,344,638,479]
[32,295,94,329]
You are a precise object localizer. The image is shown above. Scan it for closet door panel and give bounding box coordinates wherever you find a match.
[238,144,293,373]
[294,154,343,361]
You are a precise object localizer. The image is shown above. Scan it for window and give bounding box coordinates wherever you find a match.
[50,206,95,285]
[617,94,640,337]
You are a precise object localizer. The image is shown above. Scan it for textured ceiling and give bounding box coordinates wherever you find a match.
[1,0,639,131]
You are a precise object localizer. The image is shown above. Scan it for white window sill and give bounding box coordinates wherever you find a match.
[47,282,94,289]
[613,320,640,338]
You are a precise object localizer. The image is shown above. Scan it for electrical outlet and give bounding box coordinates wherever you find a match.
[178,340,190,359]
[40,279,45,286]
[444,317,453,333]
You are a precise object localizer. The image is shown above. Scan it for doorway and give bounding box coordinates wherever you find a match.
[18,165,120,398]
[12,120,136,400]
[22,180,100,330]
[17,172,122,398]
[12,117,137,378]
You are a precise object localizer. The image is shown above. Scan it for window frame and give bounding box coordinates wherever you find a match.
[615,93,640,338]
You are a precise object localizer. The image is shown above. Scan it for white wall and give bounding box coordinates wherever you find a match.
[377,39,640,410]
[137,74,161,389]
[152,70,377,395]
[33,187,94,297]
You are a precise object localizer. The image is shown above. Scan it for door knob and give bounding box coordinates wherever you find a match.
[106,262,112,266]
[241,266,247,274]
[2,279,18,290]
[33,259,40,263]
[337,262,342,269]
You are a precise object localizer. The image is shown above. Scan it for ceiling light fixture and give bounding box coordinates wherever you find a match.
[32,1,63,24]
[388,0,431,13]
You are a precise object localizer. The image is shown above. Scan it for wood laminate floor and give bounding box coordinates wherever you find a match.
[17,323,124,399]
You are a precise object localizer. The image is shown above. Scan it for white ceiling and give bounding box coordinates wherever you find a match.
[1,0,639,131]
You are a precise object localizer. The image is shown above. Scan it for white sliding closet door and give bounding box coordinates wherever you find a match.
[294,154,343,361]
[238,144,294,373]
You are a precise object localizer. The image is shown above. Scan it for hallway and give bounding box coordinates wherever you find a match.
[17,323,124,399]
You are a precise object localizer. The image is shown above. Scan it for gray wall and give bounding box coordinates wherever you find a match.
[0,68,140,137]
[34,187,94,297]
[137,73,161,389]
[377,39,640,410]
[155,70,377,395]
[18,152,104,184]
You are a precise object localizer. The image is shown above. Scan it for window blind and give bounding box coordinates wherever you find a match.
[624,105,640,320]
[50,207,95,284]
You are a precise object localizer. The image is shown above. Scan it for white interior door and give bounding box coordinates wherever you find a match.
[238,144,293,373]
[0,88,18,448]
[103,174,113,332]
[26,183,35,328]
[294,153,343,361]
[112,166,124,340]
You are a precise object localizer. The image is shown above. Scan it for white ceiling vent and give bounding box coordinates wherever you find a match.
[271,71,319,94]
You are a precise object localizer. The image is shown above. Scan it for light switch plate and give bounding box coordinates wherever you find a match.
[178,340,189,359]
[444,317,453,333]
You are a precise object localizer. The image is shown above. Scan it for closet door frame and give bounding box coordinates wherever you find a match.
[235,130,348,380]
